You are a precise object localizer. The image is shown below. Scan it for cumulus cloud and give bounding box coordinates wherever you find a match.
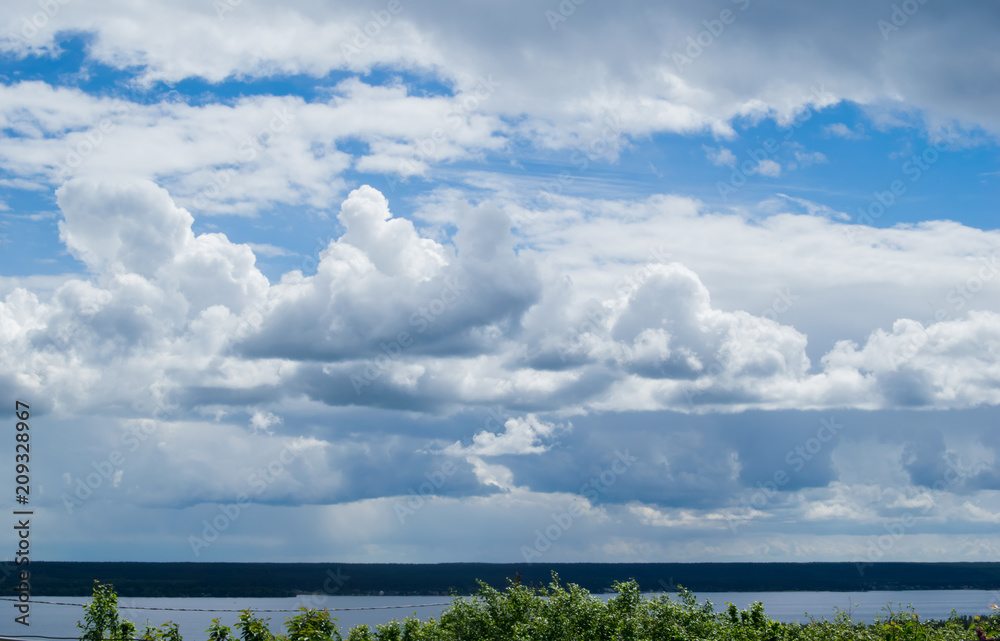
[335,185,448,281]
[818,312,1000,409]
[0,179,265,416]
[445,414,569,457]
[705,146,737,167]
[2,0,1000,561]
[237,185,542,370]
[6,179,1000,428]
[57,179,195,278]
[249,408,283,434]
[755,159,782,177]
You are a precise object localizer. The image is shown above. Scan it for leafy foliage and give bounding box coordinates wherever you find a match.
[285,607,343,641]
[77,579,1000,641]
[235,609,280,641]
[78,581,136,641]
[208,618,236,641]
[139,621,183,641]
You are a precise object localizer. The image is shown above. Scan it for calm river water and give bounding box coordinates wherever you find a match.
[4,590,999,639]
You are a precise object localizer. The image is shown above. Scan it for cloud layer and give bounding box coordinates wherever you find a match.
[1,0,999,564]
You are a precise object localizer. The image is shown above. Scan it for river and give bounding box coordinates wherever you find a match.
[3,589,998,639]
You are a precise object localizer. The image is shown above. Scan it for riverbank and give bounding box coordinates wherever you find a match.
[12,561,1000,597]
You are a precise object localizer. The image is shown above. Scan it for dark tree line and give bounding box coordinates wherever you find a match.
[7,562,1000,597]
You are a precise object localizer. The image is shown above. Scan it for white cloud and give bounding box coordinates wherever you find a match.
[10,181,1000,422]
[705,146,737,167]
[756,159,782,177]
[57,179,196,278]
[773,194,850,221]
[2,0,1000,563]
[793,150,828,167]
[818,312,1000,409]
[824,122,866,140]
[246,243,294,258]
[465,457,517,491]
[0,80,507,214]
[336,185,448,281]
[445,414,569,457]
[3,0,998,156]
[249,408,283,434]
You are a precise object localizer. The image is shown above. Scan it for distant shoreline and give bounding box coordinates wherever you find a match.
[8,561,1000,598]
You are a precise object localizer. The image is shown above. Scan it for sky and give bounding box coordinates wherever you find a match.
[0,0,999,568]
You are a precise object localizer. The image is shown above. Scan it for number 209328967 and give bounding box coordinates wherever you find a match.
[14,399,32,626]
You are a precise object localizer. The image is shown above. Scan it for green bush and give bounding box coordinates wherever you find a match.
[284,607,342,641]
[78,581,136,641]
[77,578,1000,641]
[235,609,279,641]
[139,621,183,641]
[207,618,235,641]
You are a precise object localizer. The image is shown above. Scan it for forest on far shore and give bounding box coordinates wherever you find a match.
[5,562,1000,598]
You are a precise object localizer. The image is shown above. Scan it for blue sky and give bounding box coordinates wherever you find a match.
[1,0,1000,565]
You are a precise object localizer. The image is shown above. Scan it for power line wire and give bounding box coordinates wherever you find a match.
[0,596,454,613]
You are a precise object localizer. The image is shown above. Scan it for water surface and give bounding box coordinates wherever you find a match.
[6,589,999,639]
